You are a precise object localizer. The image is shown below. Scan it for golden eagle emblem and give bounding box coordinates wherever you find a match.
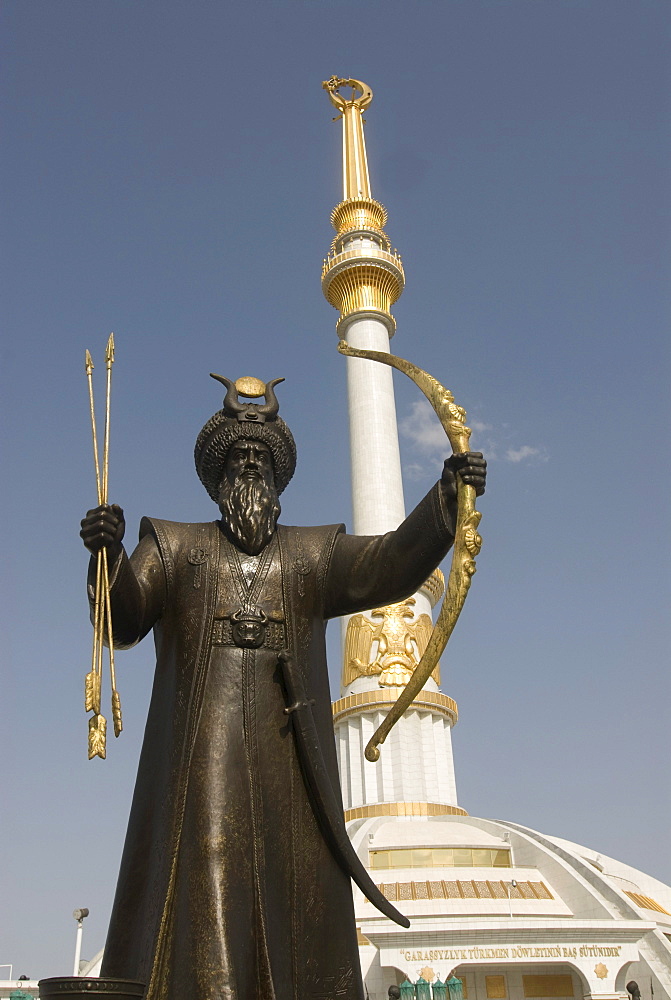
[343,597,438,688]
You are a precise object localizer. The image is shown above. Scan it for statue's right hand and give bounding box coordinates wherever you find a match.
[80,503,125,560]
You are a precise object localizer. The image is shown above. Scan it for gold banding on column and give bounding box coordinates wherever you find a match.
[332,687,458,726]
[322,253,404,334]
[331,198,388,236]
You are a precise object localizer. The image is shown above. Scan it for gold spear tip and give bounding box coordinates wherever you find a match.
[85,349,94,374]
[105,332,115,364]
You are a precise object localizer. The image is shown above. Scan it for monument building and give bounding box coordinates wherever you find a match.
[320,78,671,1000]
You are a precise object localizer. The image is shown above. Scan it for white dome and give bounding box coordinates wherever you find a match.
[346,814,671,1000]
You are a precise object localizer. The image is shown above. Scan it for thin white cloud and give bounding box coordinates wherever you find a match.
[399,399,444,452]
[404,461,428,481]
[505,445,548,464]
[400,399,547,467]
[470,419,493,434]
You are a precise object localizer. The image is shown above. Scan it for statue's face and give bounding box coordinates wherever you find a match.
[218,438,280,555]
[224,439,274,488]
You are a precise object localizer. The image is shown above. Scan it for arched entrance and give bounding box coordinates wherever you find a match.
[446,962,589,1000]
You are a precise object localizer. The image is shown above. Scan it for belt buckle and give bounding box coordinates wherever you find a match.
[231,607,268,649]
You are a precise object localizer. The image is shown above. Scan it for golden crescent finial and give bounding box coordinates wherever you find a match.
[322,76,373,114]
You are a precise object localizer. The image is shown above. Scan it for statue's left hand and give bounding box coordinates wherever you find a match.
[441,452,487,504]
[80,503,126,563]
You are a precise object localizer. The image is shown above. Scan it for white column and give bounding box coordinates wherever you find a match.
[342,315,406,534]
[339,312,440,698]
[334,711,461,811]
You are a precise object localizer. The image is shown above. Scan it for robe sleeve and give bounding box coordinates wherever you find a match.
[323,482,456,620]
[87,532,167,649]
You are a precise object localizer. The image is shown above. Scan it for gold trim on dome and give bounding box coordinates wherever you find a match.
[332,687,457,725]
[624,890,670,915]
[345,802,468,822]
[374,879,553,903]
[370,847,512,871]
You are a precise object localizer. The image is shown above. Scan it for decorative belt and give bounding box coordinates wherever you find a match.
[212,609,286,650]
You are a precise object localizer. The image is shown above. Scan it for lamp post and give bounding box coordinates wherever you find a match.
[506,879,517,919]
[40,907,145,996]
[72,908,89,976]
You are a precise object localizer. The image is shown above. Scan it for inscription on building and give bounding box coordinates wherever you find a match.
[400,944,622,963]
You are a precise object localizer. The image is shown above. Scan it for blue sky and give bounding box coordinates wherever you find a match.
[2,0,669,980]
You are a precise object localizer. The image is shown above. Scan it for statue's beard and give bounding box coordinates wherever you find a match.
[218,475,281,555]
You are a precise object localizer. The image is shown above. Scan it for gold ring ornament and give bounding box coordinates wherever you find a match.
[322,77,373,114]
[337,341,483,762]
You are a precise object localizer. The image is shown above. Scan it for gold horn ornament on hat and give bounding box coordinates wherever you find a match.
[337,341,483,763]
[209,374,285,422]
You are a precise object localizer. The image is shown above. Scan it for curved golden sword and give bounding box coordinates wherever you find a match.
[338,341,483,762]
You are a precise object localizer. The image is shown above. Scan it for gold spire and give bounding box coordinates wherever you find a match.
[322,76,373,200]
[321,76,404,336]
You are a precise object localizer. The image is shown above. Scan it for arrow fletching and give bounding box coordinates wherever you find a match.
[112,690,123,737]
[88,714,107,760]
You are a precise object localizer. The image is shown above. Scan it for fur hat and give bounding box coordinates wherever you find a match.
[195,375,297,500]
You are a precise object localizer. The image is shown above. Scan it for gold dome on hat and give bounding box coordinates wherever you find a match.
[235,377,266,398]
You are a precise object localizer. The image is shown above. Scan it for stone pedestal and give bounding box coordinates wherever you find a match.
[38,978,145,999]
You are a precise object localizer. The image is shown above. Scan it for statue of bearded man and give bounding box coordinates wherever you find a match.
[80,375,486,1000]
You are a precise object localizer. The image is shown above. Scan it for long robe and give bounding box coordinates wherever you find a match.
[96,483,454,1000]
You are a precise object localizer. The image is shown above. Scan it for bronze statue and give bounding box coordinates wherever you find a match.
[80,375,486,1000]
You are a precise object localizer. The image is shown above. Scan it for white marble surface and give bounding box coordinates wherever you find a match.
[335,707,459,810]
[341,314,406,535]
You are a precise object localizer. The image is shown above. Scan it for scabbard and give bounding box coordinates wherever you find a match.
[278,650,410,928]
